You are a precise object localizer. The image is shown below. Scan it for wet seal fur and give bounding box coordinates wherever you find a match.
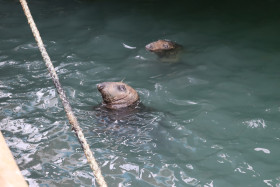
[145,39,183,62]
[97,82,139,110]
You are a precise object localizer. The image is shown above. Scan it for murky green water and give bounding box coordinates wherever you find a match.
[1,0,280,186]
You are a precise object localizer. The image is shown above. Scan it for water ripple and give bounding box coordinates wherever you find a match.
[1,0,280,186]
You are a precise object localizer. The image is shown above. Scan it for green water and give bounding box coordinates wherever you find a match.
[1,0,280,186]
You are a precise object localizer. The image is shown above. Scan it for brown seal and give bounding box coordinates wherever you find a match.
[97,82,139,110]
[145,39,182,61]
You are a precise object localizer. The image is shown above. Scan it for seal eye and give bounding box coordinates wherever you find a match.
[118,85,126,92]
[163,44,169,49]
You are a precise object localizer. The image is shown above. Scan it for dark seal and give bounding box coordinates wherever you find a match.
[145,39,182,62]
[97,82,139,110]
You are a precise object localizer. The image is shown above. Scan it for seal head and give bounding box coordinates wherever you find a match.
[145,39,182,61]
[97,82,139,110]
[145,39,177,52]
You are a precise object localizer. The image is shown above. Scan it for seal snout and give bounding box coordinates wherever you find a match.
[145,44,152,50]
[97,83,105,91]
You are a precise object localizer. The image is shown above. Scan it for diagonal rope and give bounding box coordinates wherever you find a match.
[19,0,107,186]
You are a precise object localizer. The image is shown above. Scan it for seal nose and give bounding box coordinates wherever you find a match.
[145,44,152,50]
[97,83,105,91]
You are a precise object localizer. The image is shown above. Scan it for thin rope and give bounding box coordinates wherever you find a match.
[19,0,107,186]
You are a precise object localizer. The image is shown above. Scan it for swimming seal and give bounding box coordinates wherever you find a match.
[97,82,139,110]
[145,39,182,61]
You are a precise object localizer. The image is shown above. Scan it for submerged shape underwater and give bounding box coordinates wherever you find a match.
[1,0,280,186]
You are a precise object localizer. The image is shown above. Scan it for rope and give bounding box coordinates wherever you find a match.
[19,1,107,186]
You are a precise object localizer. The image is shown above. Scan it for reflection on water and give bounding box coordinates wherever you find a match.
[1,0,280,186]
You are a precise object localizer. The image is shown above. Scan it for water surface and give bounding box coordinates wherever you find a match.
[1,0,280,186]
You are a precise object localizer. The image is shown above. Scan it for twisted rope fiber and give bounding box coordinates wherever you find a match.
[19,0,107,186]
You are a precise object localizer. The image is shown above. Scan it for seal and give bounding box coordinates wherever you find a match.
[97,82,139,110]
[145,39,182,62]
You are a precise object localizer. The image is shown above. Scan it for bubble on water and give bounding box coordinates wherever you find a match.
[122,43,136,49]
[254,148,270,154]
[243,119,266,129]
